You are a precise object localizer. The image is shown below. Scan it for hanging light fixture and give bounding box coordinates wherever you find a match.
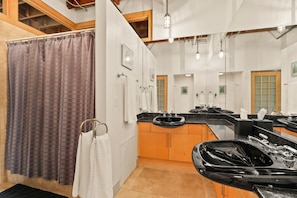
[219,39,224,59]
[164,0,171,29]
[196,38,200,60]
[168,26,174,43]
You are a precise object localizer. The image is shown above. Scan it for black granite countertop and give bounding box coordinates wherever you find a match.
[137,112,297,198]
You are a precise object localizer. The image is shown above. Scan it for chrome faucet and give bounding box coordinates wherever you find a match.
[248,133,275,151]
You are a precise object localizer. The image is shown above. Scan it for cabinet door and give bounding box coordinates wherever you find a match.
[225,186,244,198]
[207,126,218,140]
[213,182,224,198]
[138,132,168,160]
[241,190,258,198]
[169,133,202,162]
[138,122,151,132]
[188,124,208,140]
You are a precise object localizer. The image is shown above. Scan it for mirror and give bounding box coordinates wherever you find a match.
[147,0,297,115]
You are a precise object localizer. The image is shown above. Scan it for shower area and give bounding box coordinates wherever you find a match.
[0,30,95,196]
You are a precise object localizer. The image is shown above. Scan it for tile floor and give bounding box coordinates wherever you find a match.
[115,159,217,198]
[0,159,217,198]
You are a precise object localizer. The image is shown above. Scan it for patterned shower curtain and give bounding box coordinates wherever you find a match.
[5,31,95,185]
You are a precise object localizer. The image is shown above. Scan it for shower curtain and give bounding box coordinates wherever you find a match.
[5,31,95,185]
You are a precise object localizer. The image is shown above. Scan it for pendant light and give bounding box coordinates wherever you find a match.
[164,0,171,29]
[219,39,224,59]
[196,38,200,60]
[168,26,174,43]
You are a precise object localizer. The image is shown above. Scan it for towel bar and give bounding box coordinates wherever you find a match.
[79,118,108,137]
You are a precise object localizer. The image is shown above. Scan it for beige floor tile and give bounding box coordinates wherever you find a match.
[0,182,15,192]
[116,166,217,198]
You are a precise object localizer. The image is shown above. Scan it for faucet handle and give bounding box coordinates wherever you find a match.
[259,133,269,144]
[259,133,268,140]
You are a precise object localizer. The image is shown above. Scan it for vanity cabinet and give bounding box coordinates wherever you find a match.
[138,122,207,162]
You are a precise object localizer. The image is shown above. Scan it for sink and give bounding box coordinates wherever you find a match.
[192,139,297,191]
[152,114,185,127]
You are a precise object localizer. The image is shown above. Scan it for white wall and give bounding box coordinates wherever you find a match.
[96,0,157,194]
[281,29,297,115]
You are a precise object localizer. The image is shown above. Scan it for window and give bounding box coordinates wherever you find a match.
[251,71,281,114]
[157,75,168,112]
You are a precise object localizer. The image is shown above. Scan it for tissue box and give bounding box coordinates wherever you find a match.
[234,119,254,138]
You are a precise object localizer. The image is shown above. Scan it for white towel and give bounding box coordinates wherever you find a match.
[87,133,113,198]
[124,76,137,123]
[72,130,93,198]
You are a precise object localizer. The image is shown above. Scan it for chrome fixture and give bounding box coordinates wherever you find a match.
[248,133,276,152]
[248,133,297,168]
[164,0,171,29]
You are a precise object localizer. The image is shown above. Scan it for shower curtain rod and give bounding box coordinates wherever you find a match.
[6,28,95,43]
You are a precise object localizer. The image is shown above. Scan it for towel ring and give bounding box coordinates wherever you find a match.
[79,118,108,137]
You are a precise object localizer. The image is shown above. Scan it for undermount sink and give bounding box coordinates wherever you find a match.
[192,139,297,191]
[152,114,185,127]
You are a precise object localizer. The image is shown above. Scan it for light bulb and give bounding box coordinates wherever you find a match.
[164,13,171,29]
[219,50,224,58]
[277,25,286,33]
[196,52,200,60]
[168,37,174,43]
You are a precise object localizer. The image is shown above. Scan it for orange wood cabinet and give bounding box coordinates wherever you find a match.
[138,122,207,162]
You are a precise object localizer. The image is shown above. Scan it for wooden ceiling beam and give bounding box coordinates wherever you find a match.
[23,0,77,30]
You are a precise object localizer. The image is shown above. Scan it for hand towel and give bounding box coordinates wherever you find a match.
[87,133,113,198]
[72,130,93,198]
[124,76,137,123]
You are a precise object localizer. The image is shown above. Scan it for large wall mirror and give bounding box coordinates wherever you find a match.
[147,5,297,115]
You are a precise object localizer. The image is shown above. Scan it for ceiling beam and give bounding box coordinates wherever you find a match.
[24,0,77,30]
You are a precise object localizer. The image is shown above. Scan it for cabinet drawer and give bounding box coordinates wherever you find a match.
[151,124,188,134]
[138,122,151,132]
